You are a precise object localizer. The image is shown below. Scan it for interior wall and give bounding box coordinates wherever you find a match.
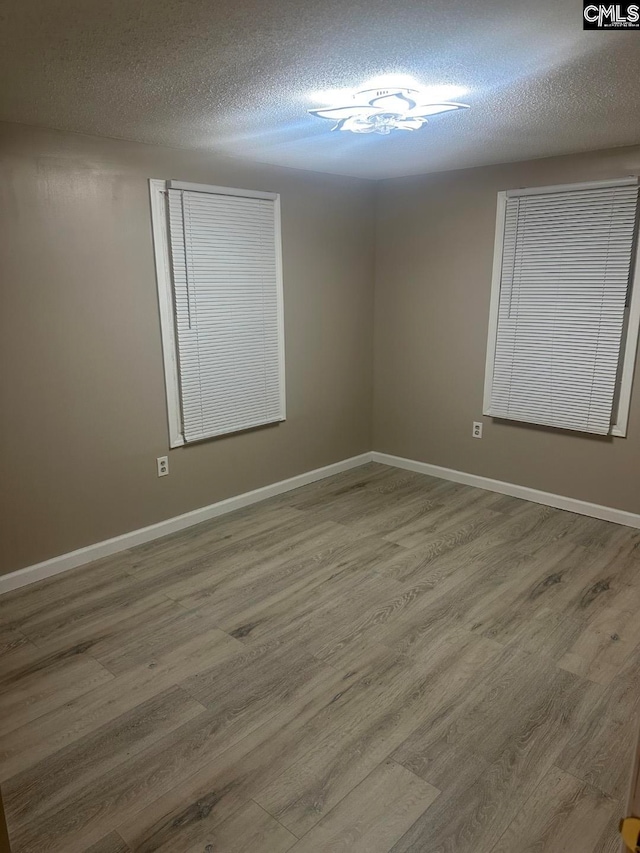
[0,123,376,575]
[4,123,640,577]
[373,144,640,514]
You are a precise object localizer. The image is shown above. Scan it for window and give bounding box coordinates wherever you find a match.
[483,178,640,436]
[149,180,285,447]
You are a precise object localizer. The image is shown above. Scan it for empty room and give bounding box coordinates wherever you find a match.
[2,1,640,851]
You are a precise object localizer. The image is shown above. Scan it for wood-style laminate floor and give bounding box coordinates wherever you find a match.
[1,462,638,853]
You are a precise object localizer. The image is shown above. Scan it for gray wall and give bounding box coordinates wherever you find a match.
[373,144,640,514]
[0,123,376,574]
[3,123,640,577]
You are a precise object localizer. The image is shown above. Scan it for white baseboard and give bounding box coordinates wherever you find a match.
[0,453,374,596]
[372,451,640,530]
[5,449,638,596]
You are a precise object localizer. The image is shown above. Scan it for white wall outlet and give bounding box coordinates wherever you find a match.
[472,421,483,439]
[157,456,169,477]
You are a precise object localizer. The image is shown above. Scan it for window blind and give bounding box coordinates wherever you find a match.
[484,180,639,435]
[166,187,285,443]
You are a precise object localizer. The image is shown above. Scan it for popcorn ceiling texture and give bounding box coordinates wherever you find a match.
[1,0,640,179]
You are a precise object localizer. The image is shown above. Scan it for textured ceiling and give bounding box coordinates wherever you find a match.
[1,0,640,179]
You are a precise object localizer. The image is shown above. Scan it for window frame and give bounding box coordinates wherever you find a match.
[482,177,640,437]
[149,178,286,448]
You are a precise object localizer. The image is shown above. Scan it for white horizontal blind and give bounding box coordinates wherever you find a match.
[167,188,284,443]
[486,181,639,434]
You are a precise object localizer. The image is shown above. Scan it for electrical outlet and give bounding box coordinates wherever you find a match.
[472,421,483,439]
[157,456,169,477]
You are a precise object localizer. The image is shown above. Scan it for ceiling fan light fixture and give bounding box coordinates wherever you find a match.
[309,86,470,135]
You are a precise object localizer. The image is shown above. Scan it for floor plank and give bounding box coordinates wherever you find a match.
[4,687,205,829]
[195,799,296,853]
[0,644,114,737]
[77,831,130,852]
[115,679,360,852]
[0,628,30,657]
[10,650,341,850]
[0,626,240,782]
[557,651,640,802]
[252,637,468,835]
[289,759,439,852]
[488,766,618,853]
